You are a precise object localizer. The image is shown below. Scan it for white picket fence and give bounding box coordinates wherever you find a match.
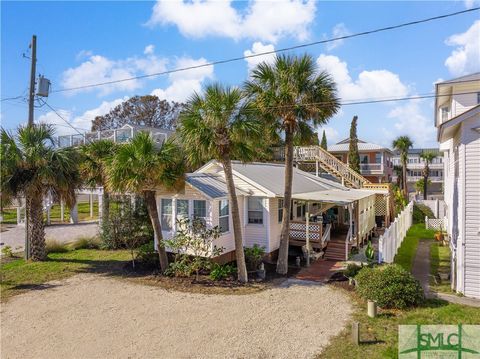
[378,201,414,263]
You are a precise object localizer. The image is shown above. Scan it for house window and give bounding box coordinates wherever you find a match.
[218,199,229,233]
[193,200,207,224]
[248,197,264,224]
[375,153,382,164]
[161,199,173,230]
[441,107,449,122]
[176,199,189,220]
[360,154,368,164]
[477,92,480,104]
[278,199,284,223]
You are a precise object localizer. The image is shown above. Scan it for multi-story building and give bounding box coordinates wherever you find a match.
[327,138,393,183]
[392,148,444,195]
[435,72,480,299]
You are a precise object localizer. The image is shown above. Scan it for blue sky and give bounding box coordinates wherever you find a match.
[2,1,479,148]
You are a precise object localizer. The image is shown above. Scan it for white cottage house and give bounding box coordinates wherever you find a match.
[154,160,380,262]
[435,73,480,299]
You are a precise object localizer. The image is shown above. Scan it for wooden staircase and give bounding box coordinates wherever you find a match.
[293,146,370,188]
[324,239,350,261]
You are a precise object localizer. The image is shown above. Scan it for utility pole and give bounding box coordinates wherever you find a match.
[25,34,37,260]
[28,35,37,126]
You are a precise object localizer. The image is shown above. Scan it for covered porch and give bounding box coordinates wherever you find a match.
[288,189,378,261]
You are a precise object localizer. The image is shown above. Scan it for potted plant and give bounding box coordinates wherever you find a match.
[244,244,266,279]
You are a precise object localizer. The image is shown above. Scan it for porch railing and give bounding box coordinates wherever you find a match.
[322,223,332,245]
[289,221,322,242]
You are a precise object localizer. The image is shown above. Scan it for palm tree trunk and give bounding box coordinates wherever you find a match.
[144,190,169,272]
[103,191,110,224]
[423,164,429,200]
[27,194,46,261]
[402,160,408,199]
[221,156,248,283]
[277,126,294,275]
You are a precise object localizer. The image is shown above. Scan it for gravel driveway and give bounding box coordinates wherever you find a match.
[0,223,98,253]
[0,274,352,359]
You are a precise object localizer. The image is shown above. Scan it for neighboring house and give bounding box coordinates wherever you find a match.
[327,138,394,183]
[57,124,173,148]
[392,148,444,195]
[435,72,480,299]
[155,160,384,262]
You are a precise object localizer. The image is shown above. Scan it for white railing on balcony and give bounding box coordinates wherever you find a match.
[289,220,323,242]
[360,163,383,173]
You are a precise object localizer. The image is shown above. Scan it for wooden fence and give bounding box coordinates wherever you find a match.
[377,201,414,263]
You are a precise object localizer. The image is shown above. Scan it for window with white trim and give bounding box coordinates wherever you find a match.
[278,199,284,223]
[218,199,229,233]
[176,199,189,220]
[161,199,173,230]
[193,200,207,225]
[248,197,263,224]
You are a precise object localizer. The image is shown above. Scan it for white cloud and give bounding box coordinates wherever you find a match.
[464,0,480,9]
[75,50,93,61]
[444,20,480,76]
[147,0,316,43]
[244,42,276,72]
[61,52,168,96]
[380,100,437,148]
[144,44,155,55]
[326,23,350,51]
[316,54,409,101]
[151,57,214,102]
[318,126,340,145]
[38,97,127,136]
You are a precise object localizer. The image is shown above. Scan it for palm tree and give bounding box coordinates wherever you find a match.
[80,140,117,225]
[179,83,263,283]
[1,124,81,260]
[106,131,184,272]
[420,151,436,200]
[245,54,340,275]
[392,136,413,198]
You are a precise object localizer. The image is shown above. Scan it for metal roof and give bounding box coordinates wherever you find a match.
[292,189,377,205]
[437,72,480,85]
[231,161,345,196]
[392,148,440,156]
[185,173,247,199]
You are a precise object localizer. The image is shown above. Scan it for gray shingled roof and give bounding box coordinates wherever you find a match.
[437,72,480,84]
[231,162,345,196]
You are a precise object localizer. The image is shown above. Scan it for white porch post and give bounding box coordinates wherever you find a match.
[89,192,94,218]
[315,161,319,177]
[98,193,103,224]
[347,203,353,260]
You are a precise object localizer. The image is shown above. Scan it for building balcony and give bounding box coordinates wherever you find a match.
[360,163,385,175]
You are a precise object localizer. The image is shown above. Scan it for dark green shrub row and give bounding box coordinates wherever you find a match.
[412,203,435,224]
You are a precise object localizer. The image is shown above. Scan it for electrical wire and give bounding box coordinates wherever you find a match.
[49,7,480,94]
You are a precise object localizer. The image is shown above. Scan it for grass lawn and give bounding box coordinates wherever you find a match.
[0,249,130,302]
[430,241,453,294]
[319,288,480,359]
[394,223,436,271]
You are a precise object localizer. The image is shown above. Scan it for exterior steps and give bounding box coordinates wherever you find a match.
[324,240,351,261]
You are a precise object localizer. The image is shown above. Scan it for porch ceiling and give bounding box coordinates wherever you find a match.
[292,189,377,205]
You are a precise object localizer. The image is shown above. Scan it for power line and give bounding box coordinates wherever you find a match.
[37,99,88,138]
[50,7,480,94]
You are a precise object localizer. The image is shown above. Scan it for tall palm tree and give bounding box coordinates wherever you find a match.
[179,83,263,283]
[106,132,184,272]
[80,140,117,225]
[392,136,413,198]
[420,151,436,200]
[245,54,340,275]
[1,124,81,260]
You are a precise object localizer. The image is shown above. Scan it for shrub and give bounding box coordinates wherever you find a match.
[244,244,266,271]
[344,263,362,278]
[1,245,14,257]
[71,236,101,250]
[209,263,237,281]
[413,203,435,223]
[355,264,424,309]
[100,195,153,250]
[45,240,69,254]
[135,240,158,268]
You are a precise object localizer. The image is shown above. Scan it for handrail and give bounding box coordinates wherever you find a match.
[322,223,332,246]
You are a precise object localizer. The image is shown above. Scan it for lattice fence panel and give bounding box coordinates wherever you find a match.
[375,194,388,216]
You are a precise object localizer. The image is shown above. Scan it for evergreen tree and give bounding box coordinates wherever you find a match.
[320,130,328,150]
[348,116,360,173]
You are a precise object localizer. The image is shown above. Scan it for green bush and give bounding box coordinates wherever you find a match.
[244,244,266,271]
[71,236,101,250]
[45,240,69,254]
[209,263,237,280]
[355,264,424,309]
[344,263,362,278]
[413,203,435,224]
[135,240,158,267]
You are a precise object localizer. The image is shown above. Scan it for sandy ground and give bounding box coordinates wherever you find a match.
[0,274,352,359]
[0,223,98,254]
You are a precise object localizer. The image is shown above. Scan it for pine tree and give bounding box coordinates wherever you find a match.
[348,116,360,173]
[320,130,328,150]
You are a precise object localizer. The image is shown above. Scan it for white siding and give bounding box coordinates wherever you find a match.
[452,93,479,118]
[462,115,480,299]
[243,197,269,251]
[268,198,283,252]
